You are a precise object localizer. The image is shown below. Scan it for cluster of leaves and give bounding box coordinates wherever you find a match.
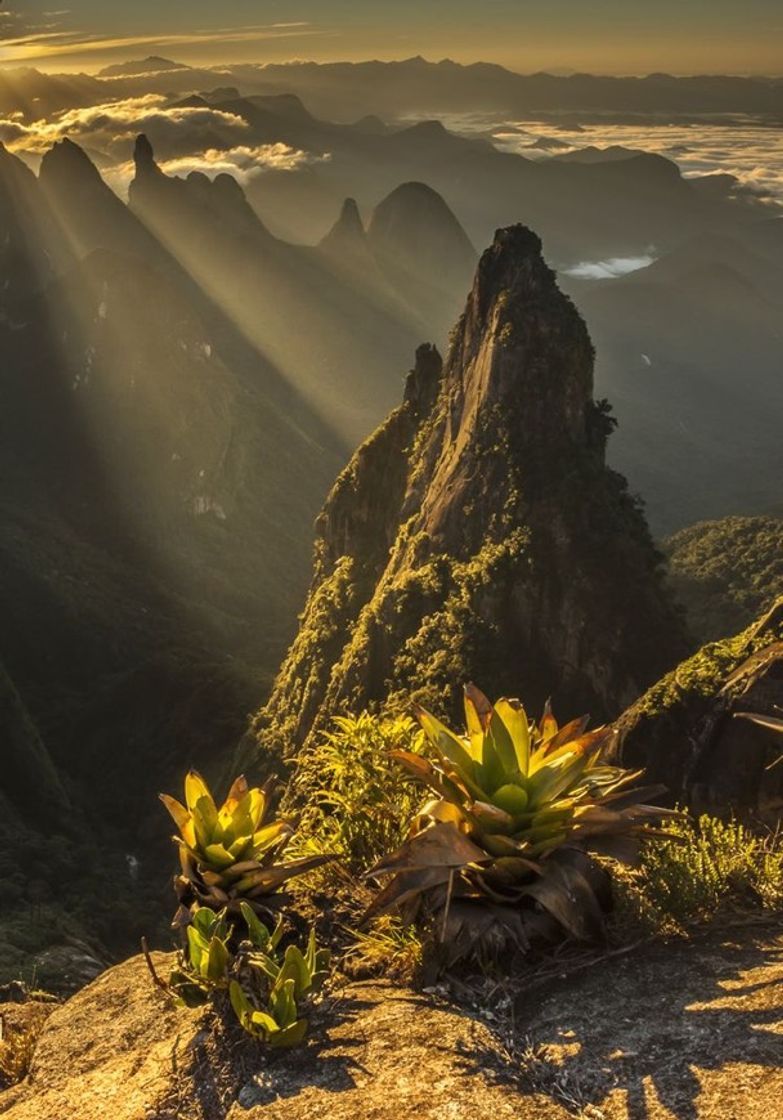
[159,772,331,1046]
[169,902,329,1047]
[614,814,783,935]
[160,770,329,916]
[363,685,675,968]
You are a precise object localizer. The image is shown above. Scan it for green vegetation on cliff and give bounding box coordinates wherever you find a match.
[666,515,783,644]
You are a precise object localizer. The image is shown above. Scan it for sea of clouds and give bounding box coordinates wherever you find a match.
[435,112,783,206]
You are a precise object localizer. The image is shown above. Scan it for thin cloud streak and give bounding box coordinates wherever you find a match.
[0,23,331,65]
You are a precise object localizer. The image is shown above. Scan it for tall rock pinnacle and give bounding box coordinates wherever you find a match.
[255,225,689,755]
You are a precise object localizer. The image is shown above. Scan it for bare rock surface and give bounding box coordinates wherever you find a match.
[2,926,782,1120]
[0,953,210,1120]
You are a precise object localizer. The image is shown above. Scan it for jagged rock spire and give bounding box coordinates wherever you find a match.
[320,197,367,256]
[256,224,688,753]
[133,133,159,178]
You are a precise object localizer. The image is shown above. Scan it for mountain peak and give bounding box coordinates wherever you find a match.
[320,197,366,255]
[469,224,549,309]
[98,56,185,78]
[39,138,103,187]
[368,181,476,288]
[133,133,161,179]
[257,223,687,752]
[369,182,475,256]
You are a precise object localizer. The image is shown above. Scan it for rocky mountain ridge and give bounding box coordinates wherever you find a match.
[256,225,689,756]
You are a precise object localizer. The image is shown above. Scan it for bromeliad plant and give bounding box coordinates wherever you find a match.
[168,905,232,1006]
[160,771,330,922]
[365,684,675,966]
[230,902,331,1047]
[159,772,333,1047]
[168,902,331,1048]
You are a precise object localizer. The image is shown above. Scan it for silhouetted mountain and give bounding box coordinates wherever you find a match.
[255,226,688,757]
[320,196,368,256]
[2,59,780,143]
[38,138,160,261]
[98,56,186,78]
[129,134,433,440]
[367,181,477,330]
[552,145,646,163]
[219,59,783,124]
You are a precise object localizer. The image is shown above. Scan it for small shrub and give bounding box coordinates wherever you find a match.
[286,713,426,874]
[612,814,783,936]
[344,914,425,982]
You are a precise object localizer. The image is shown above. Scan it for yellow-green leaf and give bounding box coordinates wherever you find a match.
[494,698,530,775]
[185,771,216,815]
[159,794,196,847]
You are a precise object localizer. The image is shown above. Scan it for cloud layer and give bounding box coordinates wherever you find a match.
[1,94,250,156]
[0,91,330,194]
[496,118,783,206]
[155,144,329,181]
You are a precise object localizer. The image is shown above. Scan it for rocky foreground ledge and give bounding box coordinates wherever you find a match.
[1,925,782,1120]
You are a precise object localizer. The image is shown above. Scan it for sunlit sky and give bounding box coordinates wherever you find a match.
[1,0,782,75]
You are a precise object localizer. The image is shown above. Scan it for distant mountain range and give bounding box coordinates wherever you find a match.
[3,57,780,125]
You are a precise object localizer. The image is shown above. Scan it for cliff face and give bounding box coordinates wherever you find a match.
[257,226,689,754]
[616,597,783,819]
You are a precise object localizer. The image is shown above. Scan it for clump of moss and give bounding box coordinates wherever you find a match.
[387,530,531,715]
[634,604,783,722]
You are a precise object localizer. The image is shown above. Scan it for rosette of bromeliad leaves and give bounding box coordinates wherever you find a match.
[168,901,331,1048]
[160,771,331,923]
[365,684,675,967]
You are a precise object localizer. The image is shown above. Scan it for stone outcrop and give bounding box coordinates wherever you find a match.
[4,930,783,1119]
[616,596,783,818]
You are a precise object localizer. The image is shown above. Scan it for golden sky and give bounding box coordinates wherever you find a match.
[1,1,781,74]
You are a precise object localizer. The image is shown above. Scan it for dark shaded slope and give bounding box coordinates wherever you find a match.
[0,140,349,975]
[565,234,783,533]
